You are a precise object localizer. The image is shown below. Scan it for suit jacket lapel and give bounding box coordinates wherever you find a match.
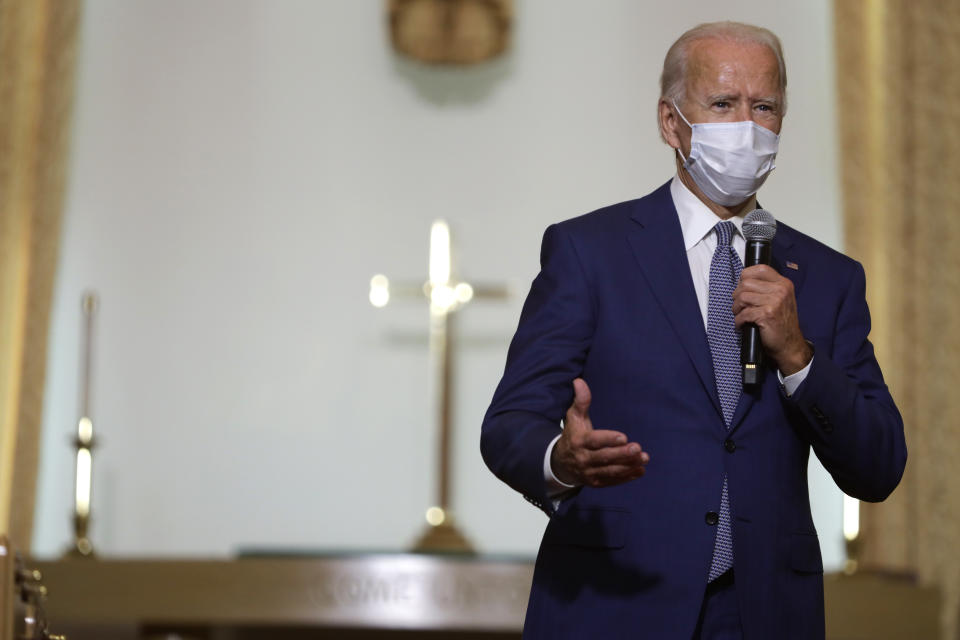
[770,227,805,293]
[626,185,723,420]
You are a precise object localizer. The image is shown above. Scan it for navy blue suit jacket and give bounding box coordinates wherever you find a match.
[481,182,906,639]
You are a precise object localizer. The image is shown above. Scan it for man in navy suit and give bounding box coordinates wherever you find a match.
[481,21,906,639]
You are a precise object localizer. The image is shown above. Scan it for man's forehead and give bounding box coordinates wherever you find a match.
[686,38,780,84]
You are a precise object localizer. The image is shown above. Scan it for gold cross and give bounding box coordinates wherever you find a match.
[369,220,509,552]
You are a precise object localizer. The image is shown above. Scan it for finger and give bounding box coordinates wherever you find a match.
[563,378,594,435]
[734,305,762,327]
[734,305,772,329]
[570,378,592,418]
[583,429,628,450]
[734,290,775,310]
[740,264,780,281]
[583,464,648,488]
[732,293,748,315]
[587,442,650,465]
[732,290,772,316]
[734,280,782,299]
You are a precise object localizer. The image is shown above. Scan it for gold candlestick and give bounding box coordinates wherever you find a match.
[843,494,860,575]
[67,292,98,558]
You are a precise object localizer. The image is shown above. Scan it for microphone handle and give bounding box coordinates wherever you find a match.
[742,239,772,387]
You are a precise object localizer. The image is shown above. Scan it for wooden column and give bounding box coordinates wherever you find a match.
[834,1,960,636]
[0,0,81,549]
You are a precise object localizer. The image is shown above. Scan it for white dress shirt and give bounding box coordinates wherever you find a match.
[543,176,812,498]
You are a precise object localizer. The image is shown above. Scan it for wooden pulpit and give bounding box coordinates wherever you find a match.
[32,554,531,639]
[27,554,941,639]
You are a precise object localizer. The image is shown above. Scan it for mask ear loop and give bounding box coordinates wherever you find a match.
[671,100,694,165]
[672,100,694,129]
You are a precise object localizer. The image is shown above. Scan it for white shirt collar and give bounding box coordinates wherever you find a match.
[670,175,745,250]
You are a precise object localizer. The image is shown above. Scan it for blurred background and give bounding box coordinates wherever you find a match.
[1,0,957,638]
[31,0,846,561]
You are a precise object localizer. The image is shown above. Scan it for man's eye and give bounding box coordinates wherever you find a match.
[713,101,730,109]
[756,104,774,112]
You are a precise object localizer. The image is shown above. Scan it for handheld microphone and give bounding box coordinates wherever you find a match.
[741,209,777,387]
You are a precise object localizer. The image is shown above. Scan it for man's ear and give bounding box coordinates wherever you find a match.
[658,99,681,148]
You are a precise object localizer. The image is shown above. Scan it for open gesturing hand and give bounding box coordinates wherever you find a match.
[550,378,650,488]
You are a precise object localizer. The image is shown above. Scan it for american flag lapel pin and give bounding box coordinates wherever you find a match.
[786,261,799,270]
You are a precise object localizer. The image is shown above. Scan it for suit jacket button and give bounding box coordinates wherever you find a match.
[705,511,719,526]
[724,439,736,453]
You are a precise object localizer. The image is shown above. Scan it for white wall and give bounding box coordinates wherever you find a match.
[34,0,845,567]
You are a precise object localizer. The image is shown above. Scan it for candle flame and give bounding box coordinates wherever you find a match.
[76,448,92,517]
[843,494,859,541]
[429,220,451,287]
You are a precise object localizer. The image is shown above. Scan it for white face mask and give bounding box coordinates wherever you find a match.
[673,101,780,206]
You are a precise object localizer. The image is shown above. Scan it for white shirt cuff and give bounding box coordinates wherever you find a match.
[544,434,579,500]
[778,357,813,397]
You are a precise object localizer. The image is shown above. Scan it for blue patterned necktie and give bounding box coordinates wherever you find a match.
[706,220,742,581]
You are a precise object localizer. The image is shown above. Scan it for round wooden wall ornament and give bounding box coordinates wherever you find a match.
[388,0,513,65]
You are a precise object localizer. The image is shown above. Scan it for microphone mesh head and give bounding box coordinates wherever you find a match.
[743,208,777,242]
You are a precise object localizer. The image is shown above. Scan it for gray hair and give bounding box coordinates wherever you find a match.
[659,21,787,115]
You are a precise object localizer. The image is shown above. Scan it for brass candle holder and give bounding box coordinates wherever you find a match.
[66,292,98,558]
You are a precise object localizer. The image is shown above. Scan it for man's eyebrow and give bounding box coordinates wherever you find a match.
[703,93,781,105]
[701,93,739,105]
